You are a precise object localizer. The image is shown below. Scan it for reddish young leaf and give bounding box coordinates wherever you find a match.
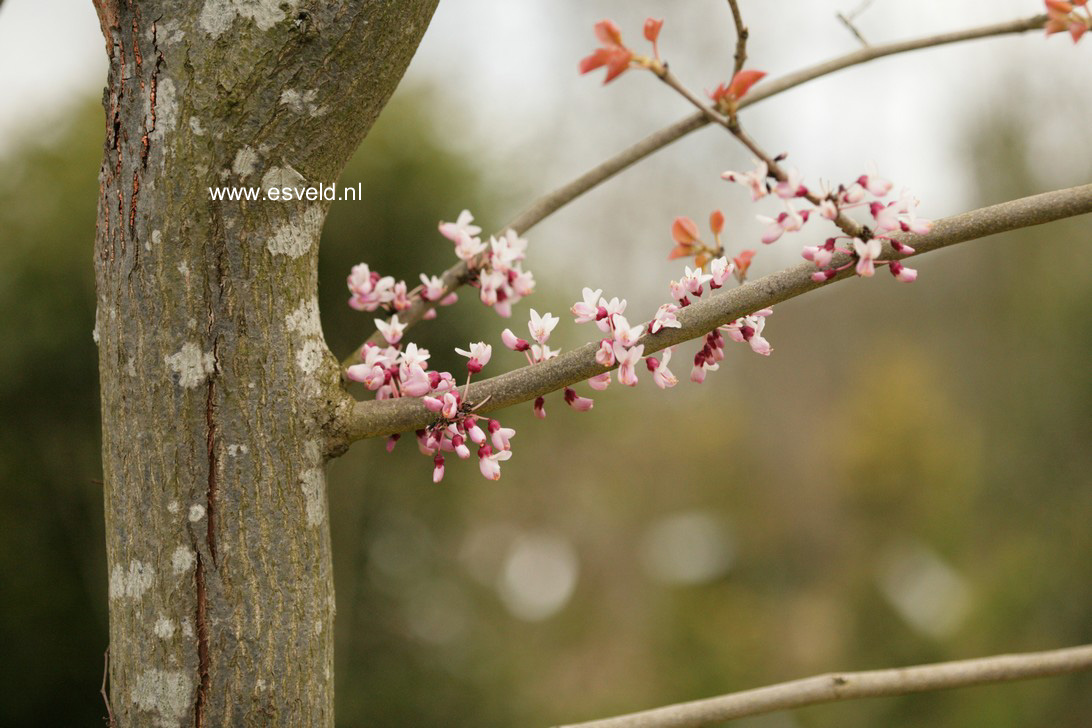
[725,69,767,101]
[709,210,725,235]
[671,216,700,245]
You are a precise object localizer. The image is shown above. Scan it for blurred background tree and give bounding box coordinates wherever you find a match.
[1,76,1089,728]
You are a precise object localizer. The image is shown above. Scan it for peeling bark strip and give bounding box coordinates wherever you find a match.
[93,2,440,726]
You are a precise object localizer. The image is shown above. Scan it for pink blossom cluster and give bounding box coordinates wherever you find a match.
[438,210,535,318]
[1045,0,1090,41]
[721,161,930,282]
[346,208,537,482]
[347,263,459,322]
[346,328,516,482]
[690,308,773,384]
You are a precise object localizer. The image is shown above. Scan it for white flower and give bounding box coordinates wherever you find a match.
[438,209,481,242]
[527,309,559,345]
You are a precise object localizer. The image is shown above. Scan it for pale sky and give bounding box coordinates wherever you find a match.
[1,0,1086,302]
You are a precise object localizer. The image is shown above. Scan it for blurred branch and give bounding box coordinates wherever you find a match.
[552,643,1092,728]
[327,183,1092,449]
[726,0,749,76]
[837,0,877,46]
[837,13,871,47]
[339,13,1047,370]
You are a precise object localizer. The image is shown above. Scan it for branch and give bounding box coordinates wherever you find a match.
[338,14,1046,370]
[553,643,1092,728]
[326,184,1092,448]
[726,0,748,77]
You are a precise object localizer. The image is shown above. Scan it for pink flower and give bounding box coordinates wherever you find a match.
[646,348,678,389]
[596,339,616,367]
[489,419,516,451]
[802,245,834,268]
[391,281,412,311]
[571,287,603,324]
[611,314,644,348]
[682,266,712,297]
[669,278,691,306]
[451,433,470,459]
[528,308,559,345]
[690,354,718,384]
[614,342,644,386]
[709,258,735,289]
[723,310,773,356]
[533,396,547,419]
[438,210,481,242]
[564,387,594,412]
[346,363,385,389]
[858,173,892,197]
[400,364,432,397]
[530,343,559,362]
[501,328,530,352]
[722,160,770,201]
[478,269,506,306]
[889,260,918,282]
[649,303,681,334]
[775,167,807,199]
[841,183,867,205]
[477,445,512,480]
[466,419,486,445]
[852,237,882,277]
[511,269,536,297]
[454,232,488,262]
[871,201,900,232]
[597,297,627,332]
[588,372,611,391]
[489,230,528,273]
[348,263,398,311]
[424,391,460,419]
[757,204,808,244]
[432,454,445,483]
[455,342,492,373]
[375,315,406,345]
[419,274,447,302]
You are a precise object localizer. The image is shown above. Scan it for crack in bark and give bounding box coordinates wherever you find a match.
[195,344,220,727]
[193,549,211,728]
[193,197,229,726]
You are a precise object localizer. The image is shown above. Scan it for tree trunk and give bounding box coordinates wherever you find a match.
[92,2,437,724]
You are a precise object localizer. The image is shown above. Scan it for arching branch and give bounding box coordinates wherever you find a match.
[339,13,1047,369]
[325,183,1092,450]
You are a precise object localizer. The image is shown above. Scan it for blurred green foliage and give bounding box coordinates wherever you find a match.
[1,86,1089,728]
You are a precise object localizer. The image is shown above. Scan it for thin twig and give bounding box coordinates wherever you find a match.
[837,12,870,47]
[837,0,876,47]
[726,0,748,76]
[654,67,864,238]
[327,184,1092,448]
[553,643,1092,728]
[101,647,116,727]
[338,14,1047,370]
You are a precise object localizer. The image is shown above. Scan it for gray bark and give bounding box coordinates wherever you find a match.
[92,1,437,725]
